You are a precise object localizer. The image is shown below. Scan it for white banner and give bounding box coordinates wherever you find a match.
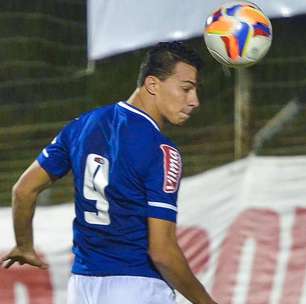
[1,155,306,303]
[87,0,306,60]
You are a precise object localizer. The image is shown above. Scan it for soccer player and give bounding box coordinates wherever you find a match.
[1,42,217,304]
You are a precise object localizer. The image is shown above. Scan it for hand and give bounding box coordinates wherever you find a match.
[0,246,48,269]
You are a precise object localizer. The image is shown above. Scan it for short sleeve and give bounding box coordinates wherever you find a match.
[144,144,182,223]
[37,124,72,178]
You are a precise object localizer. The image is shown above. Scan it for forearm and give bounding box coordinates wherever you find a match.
[12,188,38,249]
[152,243,214,304]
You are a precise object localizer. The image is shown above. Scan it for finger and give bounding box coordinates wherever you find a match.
[27,256,49,269]
[31,261,49,270]
[3,257,48,269]
[0,255,11,264]
[39,262,49,270]
[34,258,49,269]
[3,259,16,269]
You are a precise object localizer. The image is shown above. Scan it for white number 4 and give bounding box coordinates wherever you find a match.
[83,154,111,225]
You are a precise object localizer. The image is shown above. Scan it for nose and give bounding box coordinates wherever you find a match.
[189,91,200,108]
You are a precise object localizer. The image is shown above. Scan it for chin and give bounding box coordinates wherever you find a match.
[176,120,186,126]
[171,118,187,126]
[166,114,188,126]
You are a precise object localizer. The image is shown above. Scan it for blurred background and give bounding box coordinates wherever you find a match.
[0,0,305,207]
[1,2,306,304]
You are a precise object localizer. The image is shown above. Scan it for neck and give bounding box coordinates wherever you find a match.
[127,88,164,129]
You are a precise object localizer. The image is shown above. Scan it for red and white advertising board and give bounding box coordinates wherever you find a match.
[1,155,306,304]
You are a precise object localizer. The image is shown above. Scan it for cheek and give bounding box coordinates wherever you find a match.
[158,84,185,117]
[166,89,185,110]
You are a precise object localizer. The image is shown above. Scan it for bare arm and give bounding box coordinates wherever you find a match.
[0,160,55,269]
[148,218,217,304]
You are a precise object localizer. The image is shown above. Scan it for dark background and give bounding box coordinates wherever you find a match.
[0,1,305,205]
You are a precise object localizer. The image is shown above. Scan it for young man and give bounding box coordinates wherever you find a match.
[1,42,217,304]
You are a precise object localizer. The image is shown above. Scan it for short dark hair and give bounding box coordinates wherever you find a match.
[137,41,203,87]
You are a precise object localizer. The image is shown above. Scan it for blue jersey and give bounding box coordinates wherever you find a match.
[37,101,182,280]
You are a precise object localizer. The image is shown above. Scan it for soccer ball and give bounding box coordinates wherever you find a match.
[203,1,272,68]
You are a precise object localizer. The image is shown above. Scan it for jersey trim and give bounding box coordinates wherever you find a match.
[148,201,178,212]
[118,101,160,131]
[42,148,49,158]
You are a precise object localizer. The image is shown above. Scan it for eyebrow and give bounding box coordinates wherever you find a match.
[181,80,197,87]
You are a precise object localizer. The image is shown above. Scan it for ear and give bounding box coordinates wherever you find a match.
[144,76,159,95]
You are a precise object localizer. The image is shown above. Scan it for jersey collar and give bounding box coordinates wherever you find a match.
[118,101,160,131]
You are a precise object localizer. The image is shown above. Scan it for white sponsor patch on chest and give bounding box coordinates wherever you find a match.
[160,144,182,193]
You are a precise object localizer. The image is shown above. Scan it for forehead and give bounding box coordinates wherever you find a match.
[170,62,198,83]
